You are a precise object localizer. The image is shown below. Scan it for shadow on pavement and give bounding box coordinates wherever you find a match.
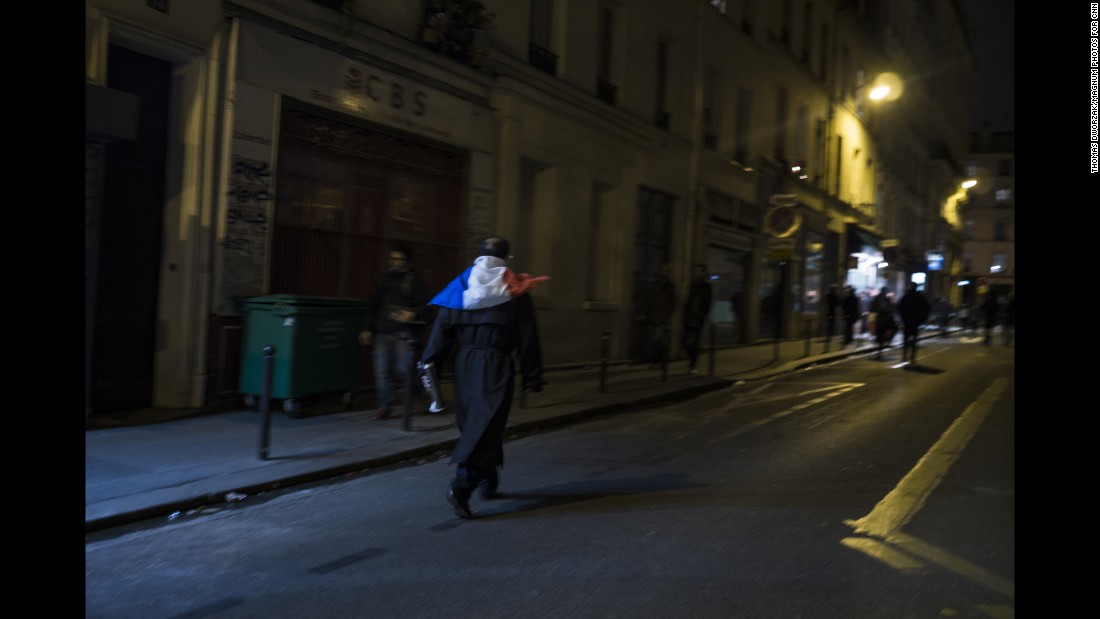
[465,473,706,519]
[903,364,946,374]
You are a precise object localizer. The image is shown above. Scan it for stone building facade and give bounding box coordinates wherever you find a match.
[85,0,975,414]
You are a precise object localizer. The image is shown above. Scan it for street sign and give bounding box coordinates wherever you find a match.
[764,205,801,238]
[926,251,944,271]
[766,236,795,260]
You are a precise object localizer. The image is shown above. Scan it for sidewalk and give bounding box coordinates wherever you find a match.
[86,330,952,533]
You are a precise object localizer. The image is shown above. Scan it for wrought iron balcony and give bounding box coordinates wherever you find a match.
[529,43,557,76]
[418,1,495,68]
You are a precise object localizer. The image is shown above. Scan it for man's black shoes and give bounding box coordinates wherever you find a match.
[448,481,473,519]
[447,489,472,519]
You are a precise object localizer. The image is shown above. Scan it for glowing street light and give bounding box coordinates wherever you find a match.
[867,72,904,103]
[961,179,977,189]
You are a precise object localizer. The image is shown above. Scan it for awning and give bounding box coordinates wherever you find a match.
[845,223,881,254]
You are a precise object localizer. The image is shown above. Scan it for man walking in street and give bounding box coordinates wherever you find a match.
[420,236,548,519]
[897,282,931,364]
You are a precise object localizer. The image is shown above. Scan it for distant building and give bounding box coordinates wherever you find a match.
[959,127,1015,306]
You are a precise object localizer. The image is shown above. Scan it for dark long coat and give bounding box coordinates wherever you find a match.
[420,293,543,471]
[898,289,931,334]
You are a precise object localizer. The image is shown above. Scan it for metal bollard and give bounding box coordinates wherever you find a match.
[599,329,610,394]
[258,345,276,461]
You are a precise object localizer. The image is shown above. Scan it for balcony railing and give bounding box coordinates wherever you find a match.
[529,43,558,76]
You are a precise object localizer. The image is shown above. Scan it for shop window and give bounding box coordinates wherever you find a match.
[990,253,1005,274]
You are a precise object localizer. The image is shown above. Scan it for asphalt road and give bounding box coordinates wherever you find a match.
[85,339,1014,618]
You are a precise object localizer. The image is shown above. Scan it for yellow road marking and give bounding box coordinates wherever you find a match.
[847,377,1008,536]
[841,377,1013,602]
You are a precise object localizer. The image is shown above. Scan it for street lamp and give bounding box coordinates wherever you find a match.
[867,72,904,103]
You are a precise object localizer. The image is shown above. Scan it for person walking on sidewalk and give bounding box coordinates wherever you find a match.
[933,296,952,337]
[858,288,874,339]
[897,282,931,363]
[980,291,1000,346]
[841,285,860,347]
[1001,293,1015,346]
[871,287,897,359]
[957,303,973,336]
[420,236,548,519]
[823,284,841,346]
[359,244,428,420]
[681,264,712,374]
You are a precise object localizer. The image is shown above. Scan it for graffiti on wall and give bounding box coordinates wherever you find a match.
[224,154,273,303]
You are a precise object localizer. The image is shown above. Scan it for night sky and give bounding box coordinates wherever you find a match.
[962,0,1015,131]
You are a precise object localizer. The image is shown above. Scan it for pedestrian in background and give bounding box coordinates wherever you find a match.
[933,296,952,337]
[859,288,874,339]
[823,284,841,346]
[840,285,860,346]
[981,291,1000,346]
[957,303,973,336]
[730,290,745,343]
[898,282,931,363]
[871,286,897,359]
[1001,293,1015,346]
[681,264,712,374]
[359,244,428,420]
[420,236,548,519]
[639,263,676,366]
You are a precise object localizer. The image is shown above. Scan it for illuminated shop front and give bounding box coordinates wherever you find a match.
[844,223,885,294]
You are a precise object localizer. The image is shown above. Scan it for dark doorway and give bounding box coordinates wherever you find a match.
[630,186,675,361]
[88,45,170,413]
[268,103,465,390]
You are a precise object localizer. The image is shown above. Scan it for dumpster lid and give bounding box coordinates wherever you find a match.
[242,294,365,307]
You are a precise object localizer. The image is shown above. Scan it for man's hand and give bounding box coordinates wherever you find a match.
[358,330,372,346]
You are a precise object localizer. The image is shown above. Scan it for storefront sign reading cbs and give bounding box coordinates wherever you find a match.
[309,63,455,140]
[340,65,426,116]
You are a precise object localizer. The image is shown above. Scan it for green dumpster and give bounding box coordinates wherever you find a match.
[239,294,366,416]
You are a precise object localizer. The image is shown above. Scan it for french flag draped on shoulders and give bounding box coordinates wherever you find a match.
[429,256,550,310]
